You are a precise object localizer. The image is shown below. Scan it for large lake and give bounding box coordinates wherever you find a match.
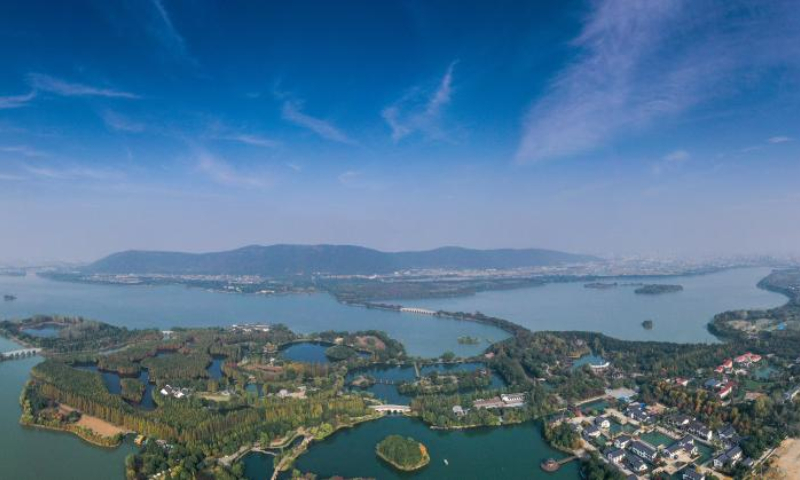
[0,266,786,480]
[402,267,786,343]
[0,274,504,358]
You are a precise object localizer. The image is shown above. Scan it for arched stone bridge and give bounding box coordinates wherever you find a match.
[370,404,411,414]
[0,348,42,360]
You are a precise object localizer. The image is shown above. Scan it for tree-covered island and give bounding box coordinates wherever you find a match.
[375,435,430,471]
[634,284,684,294]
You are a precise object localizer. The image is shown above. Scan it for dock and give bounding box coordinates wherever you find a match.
[540,456,577,472]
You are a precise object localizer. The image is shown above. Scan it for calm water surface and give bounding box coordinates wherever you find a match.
[291,416,579,480]
[0,274,504,358]
[0,337,135,480]
[407,268,785,343]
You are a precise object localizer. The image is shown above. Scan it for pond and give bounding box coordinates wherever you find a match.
[571,353,607,370]
[207,356,225,380]
[579,399,609,414]
[73,364,155,410]
[346,362,506,405]
[245,383,264,397]
[292,416,580,479]
[21,326,61,338]
[243,451,275,480]
[280,342,332,364]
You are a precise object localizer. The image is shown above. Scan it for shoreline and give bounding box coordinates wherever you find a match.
[19,419,125,449]
[375,449,430,472]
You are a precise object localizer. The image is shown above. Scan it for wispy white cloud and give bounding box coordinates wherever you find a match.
[100,110,146,132]
[149,0,195,65]
[23,164,124,181]
[281,100,356,145]
[0,172,25,181]
[663,150,690,163]
[768,136,792,144]
[337,170,382,190]
[337,170,360,185]
[215,133,279,148]
[516,1,800,163]
[382,61,457,142]
[204,120,280,148]
[196,151,270,188]
[28,74,140,99]
[741,135,794,152]
[0,91,36,109]
[0,145,48,158]
[652,149,690,175]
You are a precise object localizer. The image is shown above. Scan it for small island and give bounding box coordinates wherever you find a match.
[584,282,618,290]
[375,435,430,472]
[642,319,654,330]
[457,335,480,345]
[634,284,683,295]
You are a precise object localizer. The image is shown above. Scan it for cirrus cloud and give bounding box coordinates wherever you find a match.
[516,1,800,163]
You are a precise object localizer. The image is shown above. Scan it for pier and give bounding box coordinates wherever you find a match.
[540,456,577,472]
[0,348,42,360]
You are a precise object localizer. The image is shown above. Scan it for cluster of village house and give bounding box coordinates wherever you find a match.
[159,385,190,399]
[552,349,800,479]
[570,402,754,480]
[451,392,526,417]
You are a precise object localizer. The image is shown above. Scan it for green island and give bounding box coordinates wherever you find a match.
[3,268,800,479]
[584,282,618,289]
[375,435,430,472]
[634,284,684,295]
[456,335,480,345]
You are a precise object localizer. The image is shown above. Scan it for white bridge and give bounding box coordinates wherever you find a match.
[0,348,42,360]
[370,404,411,414]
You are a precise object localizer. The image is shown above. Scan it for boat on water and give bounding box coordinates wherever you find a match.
[443,459,449,466]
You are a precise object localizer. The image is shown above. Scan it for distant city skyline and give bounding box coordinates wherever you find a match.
[2,1,800,262]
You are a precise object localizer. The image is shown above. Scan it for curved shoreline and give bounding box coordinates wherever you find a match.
[19,420,124,449]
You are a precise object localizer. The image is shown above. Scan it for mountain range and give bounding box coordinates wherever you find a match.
[84,244,598,276]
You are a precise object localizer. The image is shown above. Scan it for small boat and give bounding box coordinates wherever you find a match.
[443,459,449,466]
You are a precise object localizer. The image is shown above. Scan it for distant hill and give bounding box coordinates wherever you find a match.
[83,244,598,276]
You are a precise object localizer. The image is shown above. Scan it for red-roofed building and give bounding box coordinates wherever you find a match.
[718,381,736,399]
[735,352,762,365]
[722,359,733,369]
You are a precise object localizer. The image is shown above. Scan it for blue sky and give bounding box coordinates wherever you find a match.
[1,0,799,262]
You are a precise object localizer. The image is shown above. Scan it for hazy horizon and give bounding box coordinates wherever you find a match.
[3,1,800,263]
